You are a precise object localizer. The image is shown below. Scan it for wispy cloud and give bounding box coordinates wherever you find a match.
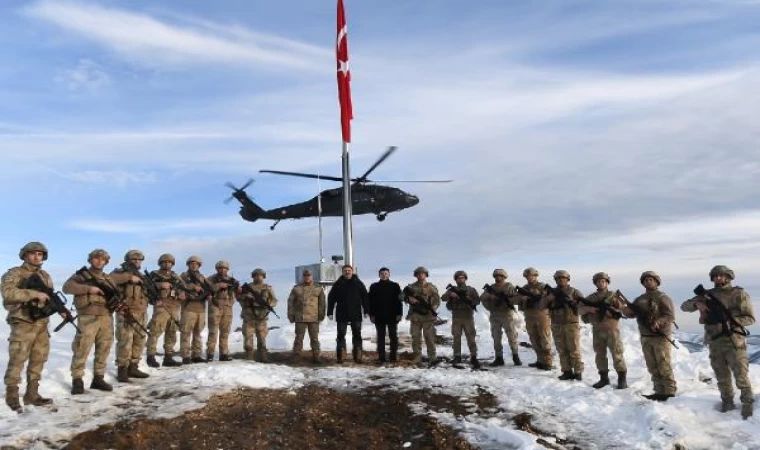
[53,169,157,187]
[22,1,329,72]
[54,58,110,93]
[66,216,248,234]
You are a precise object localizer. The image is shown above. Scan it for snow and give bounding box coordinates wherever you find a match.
[0,302,758,449]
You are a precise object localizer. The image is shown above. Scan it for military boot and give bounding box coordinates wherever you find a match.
[352,347,363,364]
[312,351,322,365]
[146,355,160,368]
[220,354,233,362]
[182,357,191,365]
[536,362,552,371]
[452,356,462,365]
[5,386,21,412]
[592,371,610,389]
[558,370,575,381]
[471,356,481,370]
[23,380,52,406]
[742,403,753,420]
[206,353,214,362]
[128,363,150,378]
[90,376,113,392]
[117,366,130,383]
[259,349,269,363]
[191,356,206,364]
[162,355,182,367]
[71,378,84,395]
[718,398,736,413]
[512,354,522,366]
[574,371,583,381]
[616,371,627,389]
[489,356,505,367]
[246,349,255,361]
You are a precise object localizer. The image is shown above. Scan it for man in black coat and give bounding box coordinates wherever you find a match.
[368,267,402,363]
[327,265,369,363]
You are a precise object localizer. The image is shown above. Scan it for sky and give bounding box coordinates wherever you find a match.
[1,0,760,332]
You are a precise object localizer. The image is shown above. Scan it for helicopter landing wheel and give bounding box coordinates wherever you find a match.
[270,219,281,230]
[376,214,387,222]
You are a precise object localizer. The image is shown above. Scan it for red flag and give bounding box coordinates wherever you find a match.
[336,0,352,143]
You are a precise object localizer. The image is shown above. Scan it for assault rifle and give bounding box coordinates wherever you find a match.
[241,283,280,318]
[483,284,514,309]
[23,272,81,333]
[145,271,183,328]
[545,285,579,315]
[445,284,477,310]
[579,296,623,320]
[616,290,678,349]
[76,267,150,336]
[402,286,439,317]
[516,285,545,307]
[185,271,215,302]
[693,284,750,341]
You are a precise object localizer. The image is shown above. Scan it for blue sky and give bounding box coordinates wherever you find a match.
[2,0,760,331]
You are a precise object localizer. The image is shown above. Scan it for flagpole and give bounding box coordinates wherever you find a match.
[341,141,353,267]
[317,176,325,263]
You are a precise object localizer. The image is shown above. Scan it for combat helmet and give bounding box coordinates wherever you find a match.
[709,265,734,281]
[413,266,429,276]
[158,253,176,265]
[522,267,539,278]
[88,248,110,263]
[124,249,145,262]
[592,272,610,284]
[215,260,230,270]
[252,268,266,278]
[19,241,48,261]
[492,269,507,278]
[453,270,468,280]
[553,270,571,280]
[186,255,203,266]
[639,271,661,286]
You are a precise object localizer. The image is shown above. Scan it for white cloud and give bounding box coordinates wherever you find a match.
[53,169,157,187]
[54,58,110,92]
[66,217,249,234]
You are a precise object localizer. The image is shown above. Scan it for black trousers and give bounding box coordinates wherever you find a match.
[336,321,362,351]
[375,321,398,359]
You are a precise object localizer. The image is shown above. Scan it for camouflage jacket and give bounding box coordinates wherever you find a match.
[62,268,114,316]
[517,282,550,314]
[110,265,149,314]
[442,284,480,318]
[548,285,583,325]
[149,269,187,310]
[681,284,755,344]
[624,289,675,337]
[207,274,240,310]
[580,289,622,330]
[1,263,54,324]
[239,282,278,321]
[480,282,517,316]
[288,282,325,323]
[181,270,210,313]
[400,281,440,323]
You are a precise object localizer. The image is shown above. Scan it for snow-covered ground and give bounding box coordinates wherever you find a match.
[0,303,758,450]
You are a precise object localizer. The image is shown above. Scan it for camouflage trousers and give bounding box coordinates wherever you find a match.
[207,305,233,357]
[710,335,753,405]
[146,305,180,356]
[410,319,436,361]
[592,326,626,372]
[293,322,320,353]
[525,311,553,366]
[489,312,517,358]
[4,318,50,387]
[71,314,114,379]
[452,316,477,358]
[243,319,269,352]
[180,310,206,359]
[552,323,583,373]
[641,335,677,395]
[115,312,148,367]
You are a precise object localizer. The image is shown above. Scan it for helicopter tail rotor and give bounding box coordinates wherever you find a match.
[223,178,255,204]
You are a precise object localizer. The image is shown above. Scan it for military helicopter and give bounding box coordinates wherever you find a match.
[224,146,452,230]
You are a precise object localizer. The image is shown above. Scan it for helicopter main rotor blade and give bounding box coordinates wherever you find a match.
[259,170,343,182]
[355,146,397,183]
[369,179,454,183]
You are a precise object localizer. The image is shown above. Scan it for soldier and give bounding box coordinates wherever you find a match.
[109,250,151,382]
[179,256,210,364]
[2,242,55,411]
[579,272,627,389]
[327,265,369,363]
[287,269,326,363]
[146,253,186,368]
[442,270,481,369]
[239,268,277,362]
[681,265,755,419]
[546,270,584,381]
[481,269,521,367]
[368,267,402,363]
[621,271,677,401]
[206,261,240,362]
[400,266,441,368]
[517,267,553,370]
[63,249,116,395]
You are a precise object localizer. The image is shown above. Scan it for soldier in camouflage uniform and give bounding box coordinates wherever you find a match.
[109,250,151,382]
[2,242,55,412]
[481,269,521,367]
[238,268,277,362]
[146,253,186,368]
[180,256,209,364]
[517,267,553,370]
[547,270,584,381]
[442,270,481,368]
[287,269,326,363]
[63,249,116,395]
[579,272,627,389]
[681,265,755,419]
[206,261,240,362]
[401,266,441,368]
[621,271,677,401]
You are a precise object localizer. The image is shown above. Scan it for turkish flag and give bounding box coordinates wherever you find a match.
[337,0,352,143]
